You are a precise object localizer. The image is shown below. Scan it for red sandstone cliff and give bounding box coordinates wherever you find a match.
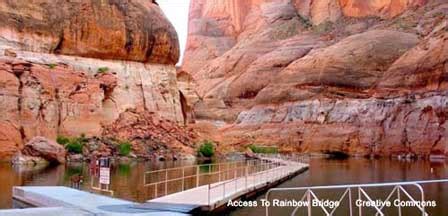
[181,0,448,157]
[0,0,191,160]
[0,0,179,64]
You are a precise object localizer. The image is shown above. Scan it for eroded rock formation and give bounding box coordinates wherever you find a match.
[19,136,66,164]
[102,109,198,159]
[0,0,187,160]
[0,0,179,64]
[181,0,448,157]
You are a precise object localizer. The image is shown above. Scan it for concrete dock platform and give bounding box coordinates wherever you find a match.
[0,207,90,216]
[10,186,188,216]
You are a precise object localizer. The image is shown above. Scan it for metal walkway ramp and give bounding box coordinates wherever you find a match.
[143,155,309,213]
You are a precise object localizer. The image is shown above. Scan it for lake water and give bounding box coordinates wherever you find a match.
[230,158,448,216]
[0,157,447,215]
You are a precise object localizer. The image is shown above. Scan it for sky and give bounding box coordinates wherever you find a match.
[158,0,191,65]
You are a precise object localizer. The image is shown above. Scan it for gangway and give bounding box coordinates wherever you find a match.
[140,154,309,213]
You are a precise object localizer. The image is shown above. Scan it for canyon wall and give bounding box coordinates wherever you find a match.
[182,0,448,157]
[0,0,186,159]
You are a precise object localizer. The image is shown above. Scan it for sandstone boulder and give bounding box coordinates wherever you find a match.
[21,137,66,164]
[12,154,49,166]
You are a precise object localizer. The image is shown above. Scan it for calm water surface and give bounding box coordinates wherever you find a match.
[1,158,447,215]
[0,159,201,208]
[231,158,448,216]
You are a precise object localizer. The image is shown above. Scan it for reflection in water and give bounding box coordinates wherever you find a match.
[1,158,447,215]
[230,158,448,216]
[0,159,197,209]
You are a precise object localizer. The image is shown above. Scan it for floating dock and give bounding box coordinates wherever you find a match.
[142,157,309,213]
[5,156,308,215]
[10,186,187,216]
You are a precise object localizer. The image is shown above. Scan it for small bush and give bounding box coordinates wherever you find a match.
[118,141,132,156]
[249,145,278,154]
[66,141,83,154]
[97,67,109,74]
[57,135,87,154]
[47,63,57,69]
[198,140,215,157]
[56,135,70,145]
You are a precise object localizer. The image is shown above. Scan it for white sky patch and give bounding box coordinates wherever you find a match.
[158,0,191,65]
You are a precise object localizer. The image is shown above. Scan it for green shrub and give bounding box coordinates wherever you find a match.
[47,63,57,69]
[66,141,83,154]
[56,135,70,145]
[249,145,278,154]
[97,67,109,74]
[118,141,132,156]
[57,135,87,154]
[198,140,215,157]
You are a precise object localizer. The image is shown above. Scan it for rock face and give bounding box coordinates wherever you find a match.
[20,136,66,164]
[0,122,23,160]
[338,0,426,18]
[257,30,420,104]
[102,109,198,159]
[0,0,179,64]
[182,0,448,157]
[0,0,188,160]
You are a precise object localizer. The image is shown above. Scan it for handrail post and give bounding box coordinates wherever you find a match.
[245,166,248,189]
[218,164,221,181]
[223,182,226,198]
[182,167,185,191]
[349,188,353,216]
[307,189,311,216]
[208,184,211,206]
[358,187,362,216]
[196,166,199,187]
[397,186,402,216]
[235,174,237,192]
[165,170,168,195]
[234,166,237,179]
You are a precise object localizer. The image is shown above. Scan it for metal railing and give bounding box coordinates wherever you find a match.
[144,159,262,197]
[265,179,448,216]
[207,159,293,205]
[144,154,309,204]
[257,153,310,164]
[90,178,114,196]
[206,154,309,205]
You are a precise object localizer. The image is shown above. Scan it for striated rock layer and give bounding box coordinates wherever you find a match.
[0,52,185,160]
[0,0,187,160]
[0,0,179,64]
[181,0,448,157]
